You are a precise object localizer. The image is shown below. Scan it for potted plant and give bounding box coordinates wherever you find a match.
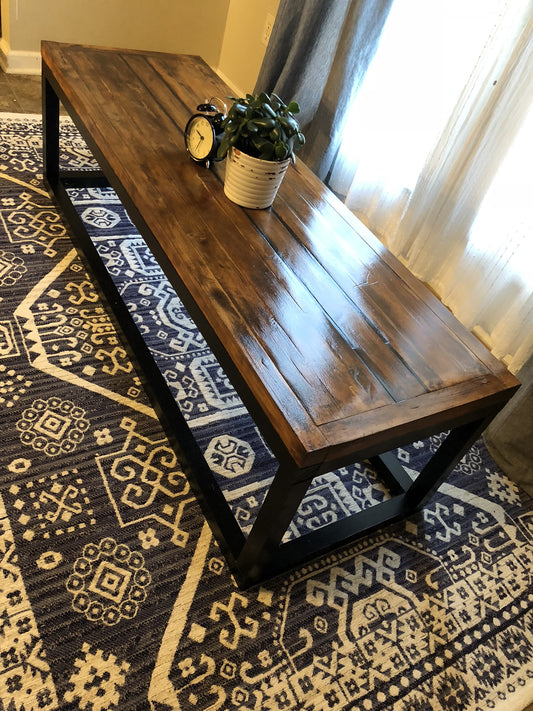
[216,92,305,209]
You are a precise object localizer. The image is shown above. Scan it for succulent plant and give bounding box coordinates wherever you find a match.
[216,92,305,162]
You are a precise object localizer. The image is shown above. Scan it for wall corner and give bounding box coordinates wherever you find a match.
[0,45,41,74]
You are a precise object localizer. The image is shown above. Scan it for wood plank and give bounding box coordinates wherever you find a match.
[41,42,520,471]
[282,158,515,377]
[273,173,488,389]
[248,208,429,402]
[319,374,517,464]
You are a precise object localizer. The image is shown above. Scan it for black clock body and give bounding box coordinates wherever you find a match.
[184,101,225,167]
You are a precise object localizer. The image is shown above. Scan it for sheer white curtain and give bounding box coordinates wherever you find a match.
[329,0,533,373]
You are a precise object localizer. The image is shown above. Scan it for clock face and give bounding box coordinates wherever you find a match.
[185,115,216,162]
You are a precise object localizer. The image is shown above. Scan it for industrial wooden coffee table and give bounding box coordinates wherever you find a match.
[42,41,519,588]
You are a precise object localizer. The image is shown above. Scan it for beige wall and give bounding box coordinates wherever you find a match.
[217,0,280,95]
[1,0,276,91]
[0,0,10,44]
[4,0,230,68]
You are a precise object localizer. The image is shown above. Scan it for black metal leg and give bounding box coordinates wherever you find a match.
[405,416,494,509]
[369,451,414,493]
[42,70,60,188]
[236,462,319,586]
[40,69,249,587]
[231,414,492,587]
[48,174,247,566]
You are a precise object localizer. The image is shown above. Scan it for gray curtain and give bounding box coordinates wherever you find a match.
[484,356,533,496]
[255,0,393,180]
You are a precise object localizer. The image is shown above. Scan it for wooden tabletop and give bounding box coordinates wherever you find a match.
[41,42,520,469]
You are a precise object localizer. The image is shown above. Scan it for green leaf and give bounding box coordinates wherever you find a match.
[217,135,230,159]
[262,102,276,118]
[251,135,270,152]
[258,142,275,160]
[225,122,239,134]
[271,93,286,109]
[275,142,288,160]
[252,117,276,130]
[221,93,304,160]
[279,115,298,135]
[287,101,300,114]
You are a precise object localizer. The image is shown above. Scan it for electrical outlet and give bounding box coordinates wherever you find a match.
[262,13,275,46]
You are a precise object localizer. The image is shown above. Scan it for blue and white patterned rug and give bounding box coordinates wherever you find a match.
[0,113,532,711]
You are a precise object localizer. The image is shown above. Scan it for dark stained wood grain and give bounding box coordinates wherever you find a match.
[41,41,520,470]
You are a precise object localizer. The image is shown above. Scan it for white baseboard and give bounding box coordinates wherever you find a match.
[212,67,244,100]
[0,42,41,74]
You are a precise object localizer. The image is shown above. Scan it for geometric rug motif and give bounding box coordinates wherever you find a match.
[95,416,194,548]
[0,113,531,711]
[64,180,395,539]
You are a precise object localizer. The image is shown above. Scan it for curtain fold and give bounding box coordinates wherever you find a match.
[382,4,533,373]
[254,0,348,127]
[484,354,533,494]
[255,0,394,180]
[387,6,531,271]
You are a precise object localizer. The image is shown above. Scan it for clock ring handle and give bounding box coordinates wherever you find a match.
[208,96,227,116]
[196,97,227,117]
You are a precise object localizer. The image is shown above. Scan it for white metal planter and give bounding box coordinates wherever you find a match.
[224,147,290,209]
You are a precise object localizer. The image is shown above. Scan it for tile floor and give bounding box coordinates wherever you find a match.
[0,71,42,113]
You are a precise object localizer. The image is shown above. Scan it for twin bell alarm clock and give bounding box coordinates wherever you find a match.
[184,97,226,168]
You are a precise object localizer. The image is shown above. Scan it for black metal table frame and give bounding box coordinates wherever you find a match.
[42,66,498,589]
